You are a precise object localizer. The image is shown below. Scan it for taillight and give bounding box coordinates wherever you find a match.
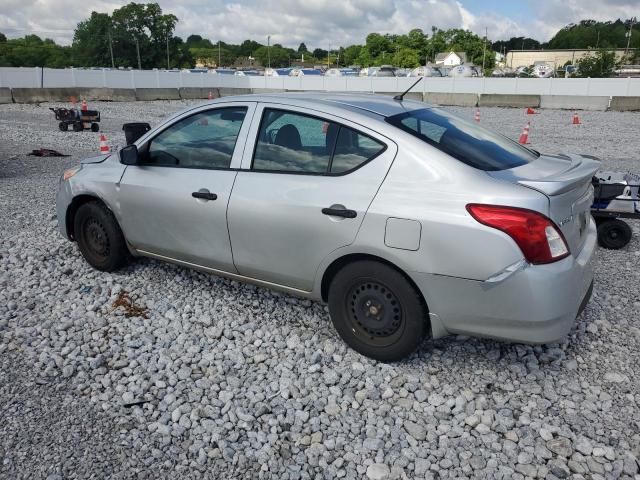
[466,204,570,264]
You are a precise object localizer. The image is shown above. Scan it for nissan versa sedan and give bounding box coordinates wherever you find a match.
[57,94,598,361]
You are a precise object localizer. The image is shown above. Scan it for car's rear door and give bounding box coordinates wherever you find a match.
[118,102,256,272]
[227,103,397,291]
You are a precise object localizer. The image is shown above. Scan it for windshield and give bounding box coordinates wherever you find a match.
[386,108,539,171]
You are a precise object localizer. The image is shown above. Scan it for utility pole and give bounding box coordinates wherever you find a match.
[267,35,271,69]
[482,27,488,75]
[108,31,115,68]
[396,45,399,66]
[327,46,330,68]
[135,37,141,70]
[218,40,221,67]
[625,18,635,54]
[166,34,170,69]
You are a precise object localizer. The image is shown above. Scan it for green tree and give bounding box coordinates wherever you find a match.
[297,42,307,53]
[365,33,391,58]
[342,45,362,66]
[312,48,327,60]
[492,37,541,52]
[72,12,113,67]
[576,49,618,77]
[546,18,639,50]
[72,2,179,68]
[238,39,262,57]
[254,45,290,68]
[0,32,7,43]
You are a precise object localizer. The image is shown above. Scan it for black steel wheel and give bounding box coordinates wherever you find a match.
[328,260,429,362]
[91,122,100,132]
[73,122,83,132]
[597,219,632,249]
[74,201,128,271]
[58,122,68,131]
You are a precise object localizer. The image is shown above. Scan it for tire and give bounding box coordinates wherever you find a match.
[59,122,68,131]
[328,260,429,362]
[91,123,100,132]
[73,201,128,271]
[597,219,632,249]
[73,122,83,132]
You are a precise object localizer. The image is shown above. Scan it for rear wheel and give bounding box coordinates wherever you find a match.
[58,122,68,131]
[597,219,632,249]
[74,201,128,271]
[328,260,429,362]
[91,123,100,132]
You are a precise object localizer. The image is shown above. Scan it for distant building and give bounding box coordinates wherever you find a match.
[435,51,467,66]
[505,49,636,68]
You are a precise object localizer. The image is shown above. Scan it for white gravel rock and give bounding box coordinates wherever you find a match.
[1,102,639,479]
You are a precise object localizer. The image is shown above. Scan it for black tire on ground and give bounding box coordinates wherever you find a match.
[58,122,68,131]
[91,123,100,132]
[72,122,83,132]
[73,201,128,271]
[597,219,632,249]
[328,260,429,362]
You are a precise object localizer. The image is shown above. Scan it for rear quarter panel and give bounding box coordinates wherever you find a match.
[317,134,550,285]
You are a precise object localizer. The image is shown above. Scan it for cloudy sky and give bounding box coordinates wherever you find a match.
[0,0,637,47]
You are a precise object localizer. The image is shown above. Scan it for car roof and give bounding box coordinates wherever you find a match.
[207,92,430,118]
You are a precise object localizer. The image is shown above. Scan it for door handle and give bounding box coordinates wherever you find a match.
[192,191,218,201]
[322,207,357,219]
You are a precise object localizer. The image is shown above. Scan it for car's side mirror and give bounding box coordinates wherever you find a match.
[120,144,140,165]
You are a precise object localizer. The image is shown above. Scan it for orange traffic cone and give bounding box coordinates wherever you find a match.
[526,107,536,115]
[99,134,109,154]
[208,91,213,100]
[474,108,480,122]
[572,112,581,125]
[81,98,88,112]
[518,122,530,145]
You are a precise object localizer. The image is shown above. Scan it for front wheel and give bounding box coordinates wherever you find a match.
[74,201,128,271]
[328,260,429,362]
[597,219,632,249]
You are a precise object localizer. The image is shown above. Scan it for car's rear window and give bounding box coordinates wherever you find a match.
[386,108,538,171]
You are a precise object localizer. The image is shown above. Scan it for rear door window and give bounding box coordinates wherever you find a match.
[253,108,385,174]
[386,108,538,171]
[330,127,386,174]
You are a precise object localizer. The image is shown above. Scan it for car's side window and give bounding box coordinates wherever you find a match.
[252,108,386,175]
[329,126,386,174]
[253,109,333,173]
[146,107,247,169]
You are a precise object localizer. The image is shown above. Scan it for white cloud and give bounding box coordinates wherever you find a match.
[0,0,637,47]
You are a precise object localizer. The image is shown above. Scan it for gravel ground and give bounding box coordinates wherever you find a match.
[1,100,639,480]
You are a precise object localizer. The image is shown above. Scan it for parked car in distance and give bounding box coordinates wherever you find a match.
[57,93,598,361]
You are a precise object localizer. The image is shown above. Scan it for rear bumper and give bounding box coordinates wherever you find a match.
[412,220,597,344]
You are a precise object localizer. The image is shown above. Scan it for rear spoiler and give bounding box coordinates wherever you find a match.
[518,155,600,196]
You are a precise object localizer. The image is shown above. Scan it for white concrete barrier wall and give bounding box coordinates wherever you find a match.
[1,67,639,96]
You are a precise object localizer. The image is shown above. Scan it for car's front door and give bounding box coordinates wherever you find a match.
[118,103,255,271]
[227,104,397,291]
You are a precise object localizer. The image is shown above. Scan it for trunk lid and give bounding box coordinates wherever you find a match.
[488,153,600,255]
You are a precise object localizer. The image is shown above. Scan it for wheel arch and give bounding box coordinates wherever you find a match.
[320,252,428,311]
[65,194,106,240]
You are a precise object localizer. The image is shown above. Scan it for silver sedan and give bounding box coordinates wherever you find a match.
[56,94,598,361]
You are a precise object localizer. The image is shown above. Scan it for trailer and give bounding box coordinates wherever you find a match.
[591,172,639,249]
